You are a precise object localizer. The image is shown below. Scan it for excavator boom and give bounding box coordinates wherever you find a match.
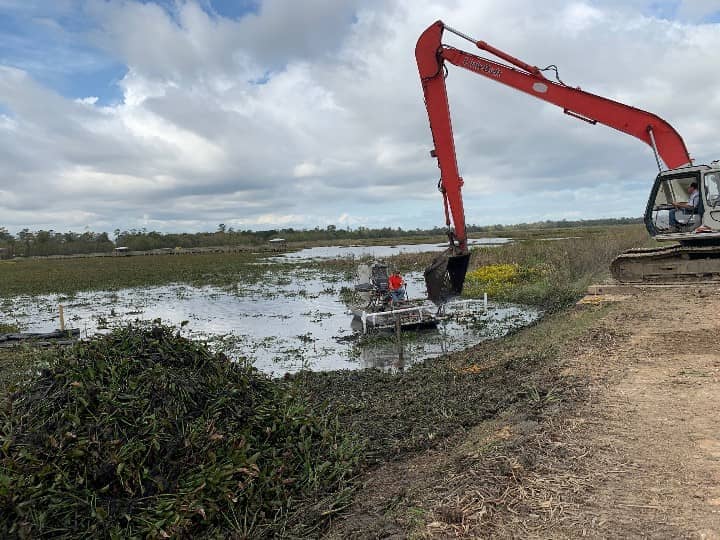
[416,20,698,301]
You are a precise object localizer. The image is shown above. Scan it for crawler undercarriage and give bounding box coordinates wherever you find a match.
[610,242,720,283]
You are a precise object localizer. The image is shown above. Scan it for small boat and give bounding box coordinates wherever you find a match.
[349,262,439,333]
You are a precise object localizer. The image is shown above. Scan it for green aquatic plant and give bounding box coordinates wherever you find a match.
[0,323,360,538]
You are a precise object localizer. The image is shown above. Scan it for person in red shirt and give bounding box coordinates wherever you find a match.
[388,271,406,303]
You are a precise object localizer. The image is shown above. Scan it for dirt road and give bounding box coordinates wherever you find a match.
[325,286,720,538]
[556,286,720,538]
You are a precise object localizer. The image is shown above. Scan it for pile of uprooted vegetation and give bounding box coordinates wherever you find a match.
[0,323,360,539]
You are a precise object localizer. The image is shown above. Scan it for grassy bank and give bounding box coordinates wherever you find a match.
[296,303,611,465]
[463,224,649,310]
[320,302,623,538]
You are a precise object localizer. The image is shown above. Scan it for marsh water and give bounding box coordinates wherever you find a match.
[277,238,510,261]
[2,240,539,375]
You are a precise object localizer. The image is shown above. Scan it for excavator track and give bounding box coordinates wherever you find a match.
[610,244,720,283]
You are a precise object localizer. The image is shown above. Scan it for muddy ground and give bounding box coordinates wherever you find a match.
[321,286,720,538]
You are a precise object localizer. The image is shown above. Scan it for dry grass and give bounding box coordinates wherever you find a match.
[424,418,593,538]
[471,224,649,278]
[466,225,650,309]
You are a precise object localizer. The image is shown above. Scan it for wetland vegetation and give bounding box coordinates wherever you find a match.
[0,299,614,537]
[0,218,640,257]
[0,252,271,297]
[0,222,647,298]
[0,223,651,536]
[0,224,647,373]
[463,224,650,310]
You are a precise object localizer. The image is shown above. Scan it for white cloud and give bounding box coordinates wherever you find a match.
[0,0,719,234]
[75,96,99,105]
[559,3,605,33]
[293,162,321,178]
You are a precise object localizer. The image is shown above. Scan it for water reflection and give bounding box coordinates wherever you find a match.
[359,342,407,371]
[353,307,537,372]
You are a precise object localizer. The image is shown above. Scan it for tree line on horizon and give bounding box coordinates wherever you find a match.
[0,217,642,257]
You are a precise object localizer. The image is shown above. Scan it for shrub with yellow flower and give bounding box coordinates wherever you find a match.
[464,263,520,297]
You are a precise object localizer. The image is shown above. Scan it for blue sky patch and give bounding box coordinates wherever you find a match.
[0,1,262,106]
[0,2,126,104]
[704,10,720,23]
[249,69,272,85]
[205,0,259,20]
[53,63,128,106]
[646,1,681,20]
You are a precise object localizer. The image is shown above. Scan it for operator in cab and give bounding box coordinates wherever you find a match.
[669,182,701,231]
[388,271,406,304]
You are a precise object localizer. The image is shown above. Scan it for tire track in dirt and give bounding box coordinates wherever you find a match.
[553,288,720,538]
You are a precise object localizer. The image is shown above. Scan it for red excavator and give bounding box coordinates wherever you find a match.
[417,20,720,303]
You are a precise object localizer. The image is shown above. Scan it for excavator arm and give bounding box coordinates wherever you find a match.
[416,20,692,303]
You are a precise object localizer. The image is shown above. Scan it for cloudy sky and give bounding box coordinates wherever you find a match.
[1,0,719,234]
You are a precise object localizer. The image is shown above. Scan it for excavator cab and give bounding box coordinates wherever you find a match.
[645,165,720,239]
[612,164,720,283]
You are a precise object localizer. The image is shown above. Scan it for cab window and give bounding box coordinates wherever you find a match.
[649,175,700,231]
[704,172,720,207]
[652,176,695,207]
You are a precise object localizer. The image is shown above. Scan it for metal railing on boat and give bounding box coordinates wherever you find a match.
[358,293,488,334]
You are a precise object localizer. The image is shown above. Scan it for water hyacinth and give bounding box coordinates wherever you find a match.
[0,323,360,538]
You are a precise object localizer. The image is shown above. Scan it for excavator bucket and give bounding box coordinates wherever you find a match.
[424,250,471,304]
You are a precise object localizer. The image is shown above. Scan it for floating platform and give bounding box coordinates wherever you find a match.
[351,300,440,333]
[350,296,491,334]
